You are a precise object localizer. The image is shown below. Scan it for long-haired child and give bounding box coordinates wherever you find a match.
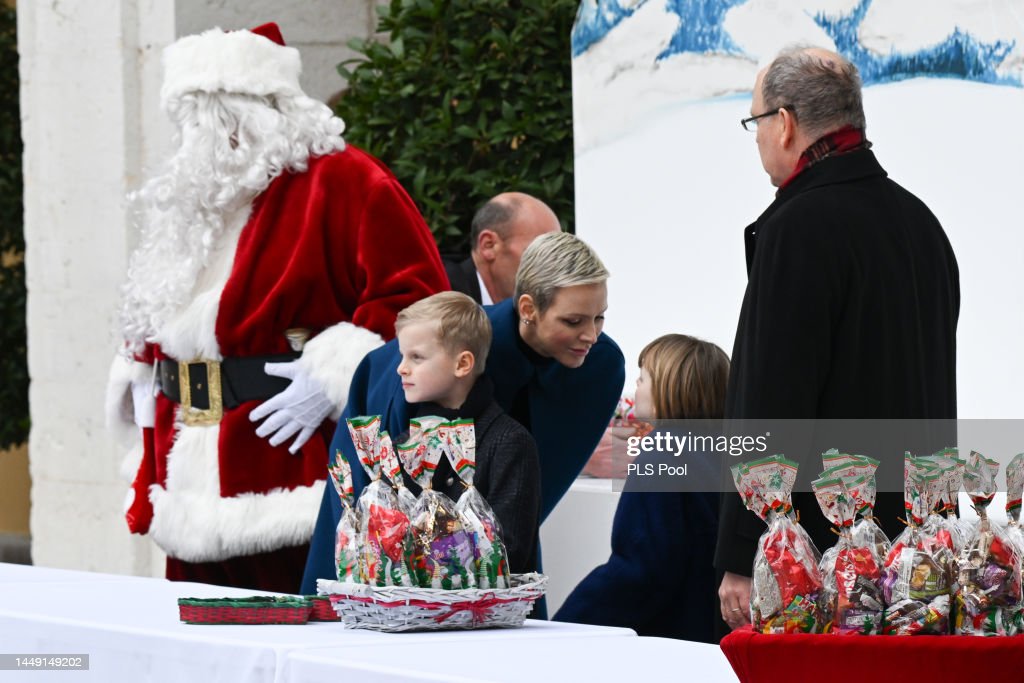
[554,334,728,643]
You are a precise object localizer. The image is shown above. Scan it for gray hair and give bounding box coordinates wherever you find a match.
[761,46,866,140]
[514,232,609,313]
[469,196,519,249]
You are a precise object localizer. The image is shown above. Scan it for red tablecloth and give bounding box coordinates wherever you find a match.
[720,626,1024,682]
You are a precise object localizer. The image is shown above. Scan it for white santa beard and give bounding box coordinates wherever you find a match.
[152,203,249,362]
[121,131,276,351]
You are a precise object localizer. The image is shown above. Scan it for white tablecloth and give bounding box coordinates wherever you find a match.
[0,563,683,683]
[0,562,154,584]
[284,636,739,682]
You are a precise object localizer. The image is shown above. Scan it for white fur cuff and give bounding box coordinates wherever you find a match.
[106,356,153,447]
[297,322,384,421]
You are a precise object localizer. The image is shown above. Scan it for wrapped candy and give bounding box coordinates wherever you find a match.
[329,452,362,583]
[348,416,415,587]
[732,455,823,634]
[613,396,635,422]
[881,453,955,635]
[404,420,476,589]
[813,476,884,634]
[446,418,511,589]
[954,451,1022,636]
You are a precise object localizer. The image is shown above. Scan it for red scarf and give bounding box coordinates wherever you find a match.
[778,125,871,192]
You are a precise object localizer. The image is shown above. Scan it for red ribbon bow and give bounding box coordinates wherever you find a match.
[432,594,521,624]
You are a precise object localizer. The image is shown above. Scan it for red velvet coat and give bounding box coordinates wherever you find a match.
[113,146,448,563]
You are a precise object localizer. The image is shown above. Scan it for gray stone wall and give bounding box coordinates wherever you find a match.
[175,0,377,103]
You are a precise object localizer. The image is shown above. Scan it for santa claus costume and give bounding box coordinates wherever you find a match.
[107,23,448,592]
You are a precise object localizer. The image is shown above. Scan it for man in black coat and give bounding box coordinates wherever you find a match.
[443,192,560,304]
[715,47,959,632]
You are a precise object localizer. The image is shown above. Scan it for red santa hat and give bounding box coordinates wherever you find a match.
[160,22,303,108]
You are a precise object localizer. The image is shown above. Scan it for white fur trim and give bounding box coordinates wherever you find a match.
[147,419,325,562]
[153,288,224,362]
[297,322,384,421]
[120,443,145,483]
[161,27,303,109]
[106,356,153,477]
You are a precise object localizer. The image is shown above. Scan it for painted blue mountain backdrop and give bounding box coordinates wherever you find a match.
[573,0,1022,87]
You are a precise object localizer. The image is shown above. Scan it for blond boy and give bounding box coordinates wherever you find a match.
[392,292,541,572]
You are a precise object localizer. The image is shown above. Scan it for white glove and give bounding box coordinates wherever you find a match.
[131,376,157,429]
[249,360,334,454]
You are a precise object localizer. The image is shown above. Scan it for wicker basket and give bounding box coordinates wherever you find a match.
[177,596,312,625]
[306,595,341,622]
[317,573,547,632]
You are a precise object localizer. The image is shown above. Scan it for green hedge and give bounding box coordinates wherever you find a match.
[0,5,27,450]
[336,0,578,254]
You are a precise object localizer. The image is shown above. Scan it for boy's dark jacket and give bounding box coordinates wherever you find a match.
[398,376,541,574]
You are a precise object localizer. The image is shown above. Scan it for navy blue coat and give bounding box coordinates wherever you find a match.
[554,453,719,642]
[301,298,625,593]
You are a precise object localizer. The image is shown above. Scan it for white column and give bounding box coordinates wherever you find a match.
[21,0,174,575]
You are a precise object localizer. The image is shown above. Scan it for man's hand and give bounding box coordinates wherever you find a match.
[719,571,753,630]
[249,361,334,454]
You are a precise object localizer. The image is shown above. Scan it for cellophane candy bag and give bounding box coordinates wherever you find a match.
[814,475,884,634]
[733,455,823,634]
[397,416,444,487]
[923,450,970,554]
[881,454,954,635]
[1003,453,1024,634]
[1005,453,1024,550]
[404,419,476,589]
[348,416,414,587]
[377,429,417,518]
[329,452,362,583]
[820,450,890,561]
[446,418,511,589]
[954,451,1022,635]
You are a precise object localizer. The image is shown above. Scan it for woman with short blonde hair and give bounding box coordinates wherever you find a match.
[513,231,609,313]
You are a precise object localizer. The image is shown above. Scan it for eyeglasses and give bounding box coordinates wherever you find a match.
[740,106,793,132]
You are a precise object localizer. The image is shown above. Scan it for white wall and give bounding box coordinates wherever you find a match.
[541,480,620,614]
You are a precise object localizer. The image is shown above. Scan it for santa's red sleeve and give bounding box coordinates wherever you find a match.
[105,346,159,534]
[295,172,450,419]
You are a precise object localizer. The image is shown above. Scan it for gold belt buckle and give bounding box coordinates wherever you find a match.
[179,359,223,426]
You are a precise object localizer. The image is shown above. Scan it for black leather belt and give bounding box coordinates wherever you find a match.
[159,353,300,424]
